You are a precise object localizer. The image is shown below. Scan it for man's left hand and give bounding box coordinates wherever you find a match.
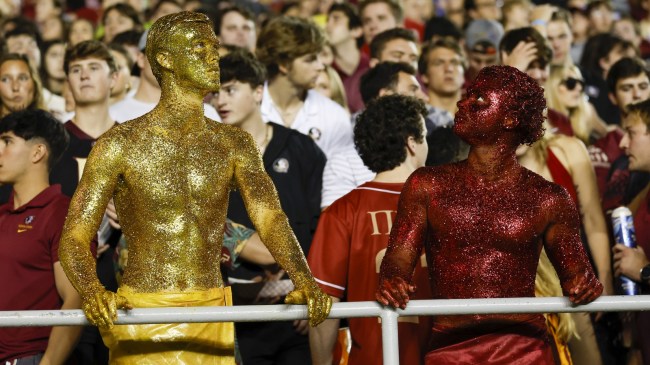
[285,283,332,327]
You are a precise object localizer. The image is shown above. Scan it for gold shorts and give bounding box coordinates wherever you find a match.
[100,286,235,365]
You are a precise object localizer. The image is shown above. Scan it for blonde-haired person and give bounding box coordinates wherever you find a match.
[546,64,611,144]
[536,250,578,365]
[314,66,349,111]
[518,123,613,365]
[0,53,46,118]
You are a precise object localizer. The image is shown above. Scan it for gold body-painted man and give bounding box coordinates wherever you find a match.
[58,12,331,364]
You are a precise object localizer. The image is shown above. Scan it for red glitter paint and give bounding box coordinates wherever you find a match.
[376,66,602,364]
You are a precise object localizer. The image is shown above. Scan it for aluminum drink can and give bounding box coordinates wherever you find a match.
[612,206,640,295]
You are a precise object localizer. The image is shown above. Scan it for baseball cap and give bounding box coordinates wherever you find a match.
[465,19,504,51]
[470,39,498,55]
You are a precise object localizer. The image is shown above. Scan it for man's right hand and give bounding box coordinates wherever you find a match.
[501,41,538,73]
[82,289,132,329]
[376,277,415,309]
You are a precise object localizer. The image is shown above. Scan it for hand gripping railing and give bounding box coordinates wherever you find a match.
[2,296,650,364]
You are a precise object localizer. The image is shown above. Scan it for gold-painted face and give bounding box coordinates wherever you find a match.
[169,21,221,93]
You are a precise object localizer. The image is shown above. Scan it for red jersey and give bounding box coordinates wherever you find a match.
[308,181,432,365]
[0,185,70,361]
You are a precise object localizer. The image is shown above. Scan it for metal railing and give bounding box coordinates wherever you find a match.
[2,296,650,364]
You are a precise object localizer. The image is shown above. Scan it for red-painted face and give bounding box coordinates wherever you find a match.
[454,73,510,145]
[453,66,545,147]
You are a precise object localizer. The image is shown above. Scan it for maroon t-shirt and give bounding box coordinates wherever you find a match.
[0,185,70,361]
[333,53,370,114]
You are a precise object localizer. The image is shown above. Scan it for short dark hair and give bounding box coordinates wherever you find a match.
[499,27,552,68]
[424,16,462,43]
[360,61,416,104]
[418,39,465,74]
[607,57,650,92]
[102,3,142,29]
[0,109,69,169]
[216,5,255,35]
[111,30,143,48]
[256,16,325,80]
[328,2,362,30]
[219,48,267,87]
[354,94,427,173]
[580,33,635,76]
[5,23,42,49]
[64,40,117,75]
[359,0,404,23]
[627,99,650,132]
[370,27,417,60]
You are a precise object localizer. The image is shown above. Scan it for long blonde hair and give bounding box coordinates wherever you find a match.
[535,249,578,342]
[546,64,591,144]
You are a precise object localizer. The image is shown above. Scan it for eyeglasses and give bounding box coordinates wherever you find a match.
[562,77,585,91]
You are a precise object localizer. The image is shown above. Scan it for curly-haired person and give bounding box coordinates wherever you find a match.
[309,94,431,365]
[377,65,603,365]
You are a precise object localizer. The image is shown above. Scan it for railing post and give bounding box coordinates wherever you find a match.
[380,308,400,365]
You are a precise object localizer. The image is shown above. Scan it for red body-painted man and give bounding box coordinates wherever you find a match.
[376,65,603,364]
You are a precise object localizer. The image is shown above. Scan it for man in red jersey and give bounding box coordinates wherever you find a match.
[0,109,80,365]
[377,65,602,364]
[309,94,431,365]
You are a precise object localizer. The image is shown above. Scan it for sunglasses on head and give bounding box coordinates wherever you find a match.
[562,77,585,91]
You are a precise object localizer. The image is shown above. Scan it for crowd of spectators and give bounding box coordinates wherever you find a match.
[1,0,650,364]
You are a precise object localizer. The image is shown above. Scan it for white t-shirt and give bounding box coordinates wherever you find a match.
[110,95,221,123]
[261,84,353,159]
[321,145,375,208]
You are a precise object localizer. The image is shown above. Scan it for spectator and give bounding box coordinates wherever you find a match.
[314,66,349,110]
[0,53,45,118]
[326,3,368,113]
[464,19,504,82]
[217,5,257,52]
[614,98,650,365]
[309,94,431,365]
[108,43,134,105]
[419,39,465,118]
[547,9,574,67]
[147,0,182,24]
[68,18,95,46]
[256,16,352,159]
[5,24,66,118]
[359,0,403,46]
[598,58,650,240]
[102,3,142,43]
[568,1,589,64]
[423,16,462,43]
[546,64,609,143]
[441,0,466,30]
[39,15,65,42]
[217,48,326,365]
[580,33,636,125]
[613,16,650,61]
[34,0,63,30]
[502,0,532,31]
[40,39,66,96]
[465,0,502,22]
[369,27,419,70]
[500,26,574,136]
[0,109,81,365]
[586,0,613,36]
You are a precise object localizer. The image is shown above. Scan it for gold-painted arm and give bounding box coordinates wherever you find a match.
[233,130,331,325]
[58,133,132,328]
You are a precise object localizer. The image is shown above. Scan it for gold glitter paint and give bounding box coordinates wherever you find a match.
[59,11,330,344]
